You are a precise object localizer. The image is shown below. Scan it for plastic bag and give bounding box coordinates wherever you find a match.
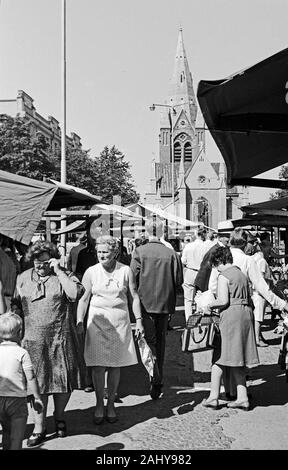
[137,332,155,378]
[194,289,216,312]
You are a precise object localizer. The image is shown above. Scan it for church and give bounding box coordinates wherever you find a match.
[143,29,248,229]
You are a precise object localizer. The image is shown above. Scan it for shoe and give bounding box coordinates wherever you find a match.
[54,419,67,437]
[256,341,269,348]
[202,398,219,410]
[27,430,47,447]
[93,415,105,425]
[106,415,118,424]
[150,383,162,400]
[84,385,94,393]
[227,400,250,411]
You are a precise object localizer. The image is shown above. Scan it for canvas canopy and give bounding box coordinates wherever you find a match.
[0,170,101,245]
[197,47,288,187]
[236,195,288,227]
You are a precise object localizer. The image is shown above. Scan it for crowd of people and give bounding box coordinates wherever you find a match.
[0,219,287,449]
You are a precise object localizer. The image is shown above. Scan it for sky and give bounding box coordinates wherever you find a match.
[0,0,287,203]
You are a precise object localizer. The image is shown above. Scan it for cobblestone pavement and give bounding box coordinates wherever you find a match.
[19,303,288,451]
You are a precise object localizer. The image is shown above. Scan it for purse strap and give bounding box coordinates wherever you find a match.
[191,324,209,343]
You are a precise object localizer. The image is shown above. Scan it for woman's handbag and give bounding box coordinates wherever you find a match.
[181,313,220,353]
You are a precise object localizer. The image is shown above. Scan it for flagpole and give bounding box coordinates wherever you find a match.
[60,0,67,259]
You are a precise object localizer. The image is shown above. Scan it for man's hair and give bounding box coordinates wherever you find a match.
[210,246,233,267]
[197,227,207,241]
[0,311,22,340]
[145,217,164,237]
[229,228,248,249]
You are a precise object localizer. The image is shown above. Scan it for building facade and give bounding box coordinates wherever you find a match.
[0,90,82,151]
[144,29,248,229]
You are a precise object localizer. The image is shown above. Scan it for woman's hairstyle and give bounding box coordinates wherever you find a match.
[96,235,120,252]
[0,311,22,340]
[26,241,60,262]
[229,228,248,249]
[210,246,233,267]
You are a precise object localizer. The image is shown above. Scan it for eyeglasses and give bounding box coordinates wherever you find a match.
[34,260,50,267]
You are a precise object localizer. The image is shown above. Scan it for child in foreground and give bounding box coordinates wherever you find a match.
[0,311,43,450]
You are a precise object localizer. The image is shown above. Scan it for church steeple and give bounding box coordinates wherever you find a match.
[161,29,197,128]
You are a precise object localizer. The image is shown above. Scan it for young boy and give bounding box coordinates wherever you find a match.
[0,311,43,450]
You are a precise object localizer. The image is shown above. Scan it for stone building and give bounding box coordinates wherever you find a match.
[0,89,82,151]
[144,29,248,229]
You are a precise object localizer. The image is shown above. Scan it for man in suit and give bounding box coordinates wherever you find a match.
[130,217,183,400]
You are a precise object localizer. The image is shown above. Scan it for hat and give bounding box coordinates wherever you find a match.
[217,220,234,237]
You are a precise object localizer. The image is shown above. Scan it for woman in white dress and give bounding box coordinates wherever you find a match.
[76,236,144,424]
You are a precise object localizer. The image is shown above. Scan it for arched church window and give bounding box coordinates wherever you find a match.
[193,197,210,227]
[174,142,181,162]
[184,142,192,161]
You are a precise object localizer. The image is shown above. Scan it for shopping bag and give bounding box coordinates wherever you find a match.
[181,314,219,353]
[194,289,216,312]
[137,332,155,378]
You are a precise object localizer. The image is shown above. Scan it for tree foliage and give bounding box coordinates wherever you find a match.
[93,146,139,204]
[0,115,56,180]
[270,165,288,199]
[0,115,139,205]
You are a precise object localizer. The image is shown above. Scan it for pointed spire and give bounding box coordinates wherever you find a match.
[165,28,197,127]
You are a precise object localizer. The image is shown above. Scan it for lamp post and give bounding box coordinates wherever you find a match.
[149,103,177,212]
[60,0,67,260]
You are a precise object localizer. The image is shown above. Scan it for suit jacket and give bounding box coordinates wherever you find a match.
[130,240,183,314]
[194,242,220,292]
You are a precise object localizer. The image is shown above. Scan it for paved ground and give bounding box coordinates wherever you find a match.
[13,301,288,451]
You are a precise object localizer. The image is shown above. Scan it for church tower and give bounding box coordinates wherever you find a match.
[144,29,246,228]
[159,28,198,178]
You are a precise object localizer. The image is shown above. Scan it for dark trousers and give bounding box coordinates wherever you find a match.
[141,310,169,386]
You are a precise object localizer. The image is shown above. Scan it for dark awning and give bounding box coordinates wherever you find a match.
[0,170,101,244]
[197,47,288,186]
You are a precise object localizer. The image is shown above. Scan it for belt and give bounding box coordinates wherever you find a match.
[230,299,249,306]
[186,267,199,271]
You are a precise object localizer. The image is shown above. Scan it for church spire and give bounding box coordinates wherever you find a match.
[165,28,197,127]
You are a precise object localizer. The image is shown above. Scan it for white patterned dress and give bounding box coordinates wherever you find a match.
[84,262,138,367]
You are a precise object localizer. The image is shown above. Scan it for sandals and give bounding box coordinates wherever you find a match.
[202,398,219,410]
[227,400,250,411]
[27,430,47,447]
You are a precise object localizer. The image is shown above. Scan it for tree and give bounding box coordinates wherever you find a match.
[0,115,139,205]
[0,115,57,180]
[50,147,100,195]
[270,165,288,199]
[93,145,139,205]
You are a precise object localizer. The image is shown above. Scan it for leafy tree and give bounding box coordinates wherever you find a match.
[93,146,139,205]
[0,115,139,205]
[0,115,57,179]
[270,165,288,199]
[50,147,100,194]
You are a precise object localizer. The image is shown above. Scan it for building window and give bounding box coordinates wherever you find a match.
[184,142,192,161]
[174,142,181,162]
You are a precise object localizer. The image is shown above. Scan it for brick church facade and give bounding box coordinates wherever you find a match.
[144,29,248,229]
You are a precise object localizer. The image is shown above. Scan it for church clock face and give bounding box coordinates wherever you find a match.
[198,175,206,184]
